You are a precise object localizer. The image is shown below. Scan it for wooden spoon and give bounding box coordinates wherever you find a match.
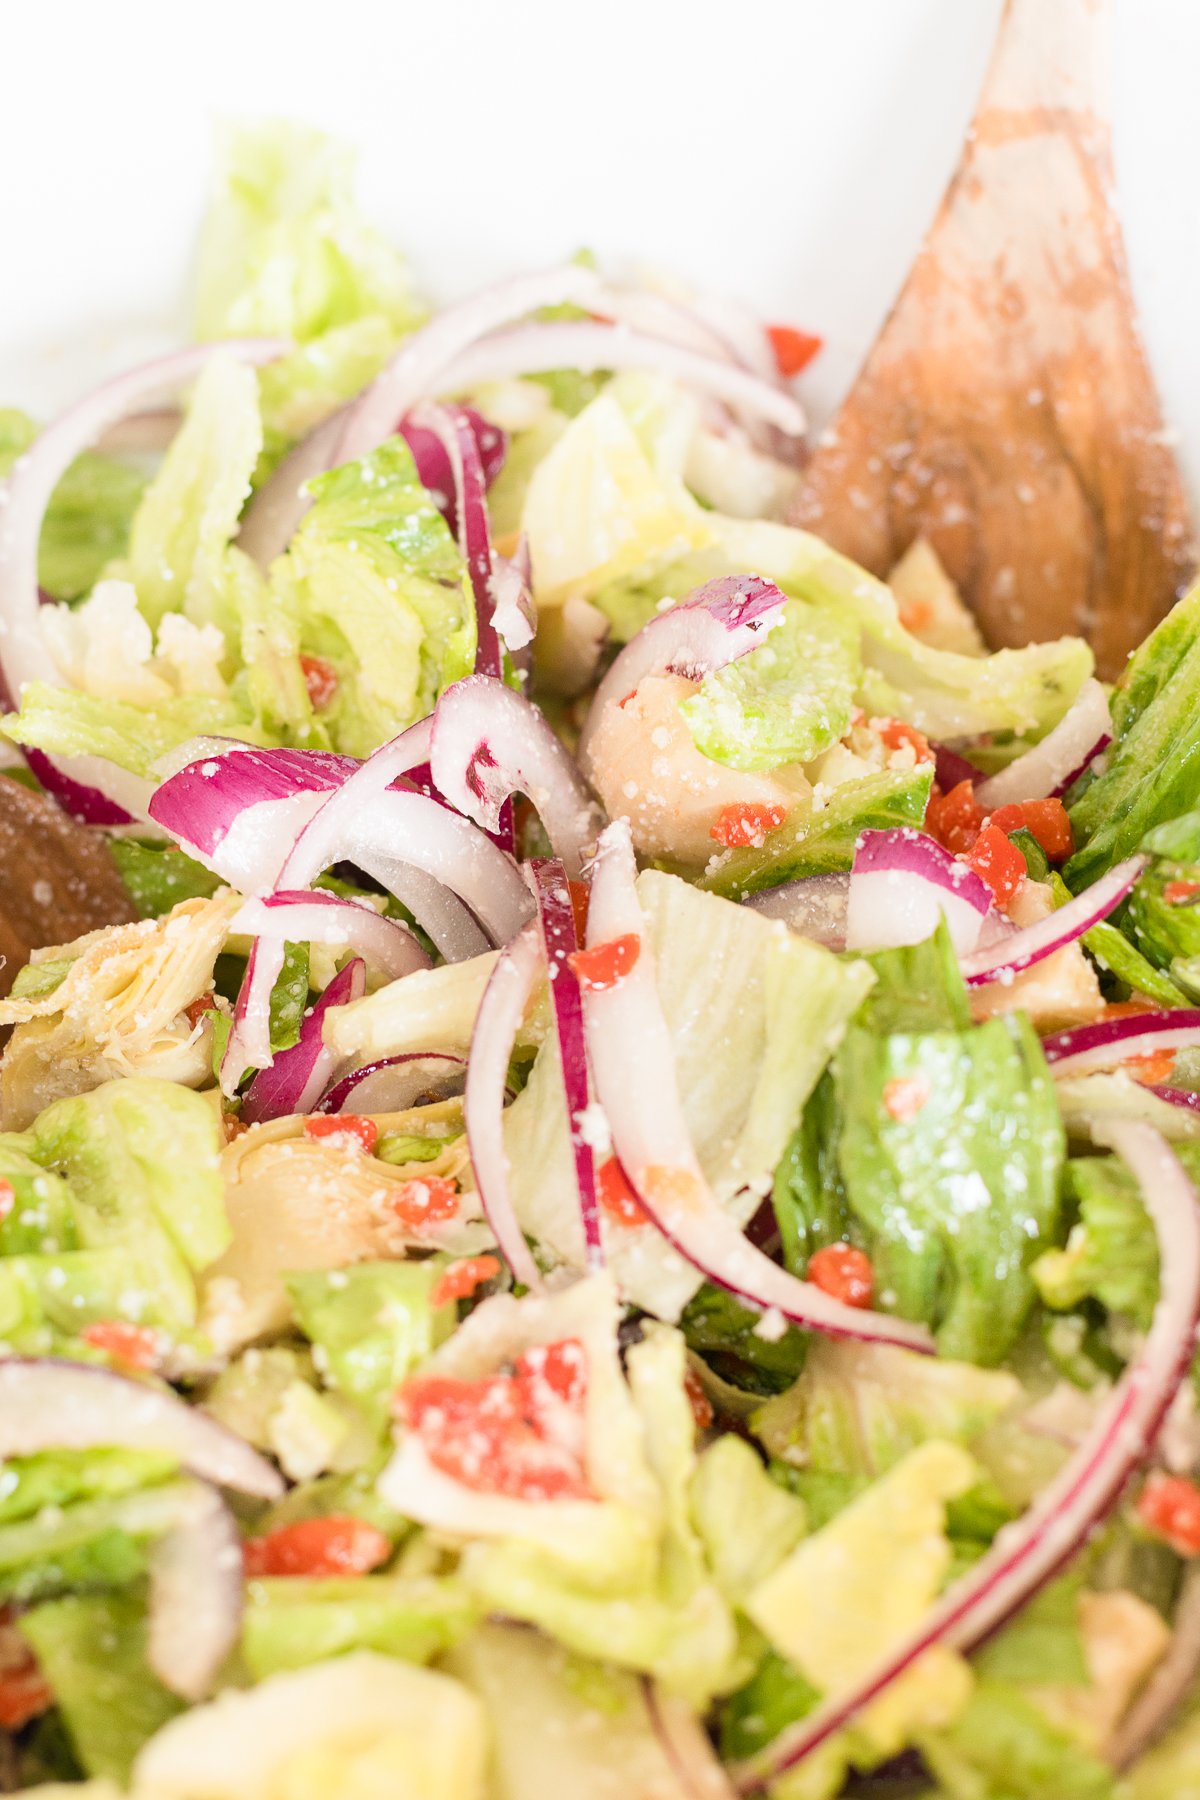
[0,775,136,997]
[790,0,1195,679]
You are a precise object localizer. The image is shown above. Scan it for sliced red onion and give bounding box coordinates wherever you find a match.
[318,1050,467,1115]
[845,829,992,956]
[582,823,932,1353]
[532,858,602,1271]
[147,1482,243,1701]
[976,680,1113,808]
[644,1679,739,1799]
[1041,1010,1200,1080]
[405,402,504,682]
[960,856,1147,988]
[744,873,849,950]
[932,743,985,793]
[279,716,432,884]
[240,956,366,1126]
[464,924,545,1290]
[335,265,604,466]
[431,676,603,878]
[95,407,183,455]
[0,1360,283,1497]
[236,405,348,568]
[401,404,507,531]
[1108,1566,1200,1768]
[149,743,357,892]
[578,575,788,769]
[0,338,285,820]
[1148,1085,1200,1114]
[24,745,136,827]
[734,1118,1200,1791]
[433,321,806,440]
[221,937,280,1091]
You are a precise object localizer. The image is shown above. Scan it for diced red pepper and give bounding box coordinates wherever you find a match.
[300,654,339,713]
[303,1114,379,1154]
[243,1515,391,1579]
[806,1244,874,1309]
[1137,1473,1200,1556]
[391,1175,460,1230]
[1165,880,1200,907]
[883,1074,931,1121]
[80,1321,160,1372]
[766,324,824,379]
[966,823,1027,907]
[515,1338,588,1412]
[898,597,933,633]
[926,780,985,856]
[596,1157,646,1226]
[568,933,641,992]
[0,1656,52,1730]
[709,802,787,850]
[184,993,214,1029]
[0,1179,14,1223]
[875,719,934,764]
[431,1254,501,1308]
[987,798,1073,863]
[1126,1049,1177,1086]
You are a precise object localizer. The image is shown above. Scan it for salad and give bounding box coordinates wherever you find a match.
[1,118,1200,1800]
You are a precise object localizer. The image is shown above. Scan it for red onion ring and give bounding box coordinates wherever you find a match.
[932,743,986,794]
[960,857,1147,988]
[531,857,602,1271]
[643,1678,739,1799]
[582,822,933,1353]
[845,829,992,956]
[318,1050,467,1115]
[405,402,504,682]
[976,680,1113,809]
[1148,1085,1200,1115]
[743,873,849,949]
[0,1360,283,1497]
[236,405,349,568]
[0,338,286,821]
[431,676,603,879]
[240,955,366,1126]
[463,923,545,1291]
[578,574,788,774]
[147,1482,243,1701]
[1042,1010,1200,1080]
[733,1118,1200,1791]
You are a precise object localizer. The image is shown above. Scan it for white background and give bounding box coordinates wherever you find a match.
[2,0,1199,497]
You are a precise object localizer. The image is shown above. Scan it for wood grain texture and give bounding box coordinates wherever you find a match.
[790,0,1195,678]
[0,777,136,996]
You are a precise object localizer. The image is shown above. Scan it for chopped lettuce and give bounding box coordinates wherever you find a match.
[107,840,222,920]
[834,1014,1065,1362]
[242,1574,476,1678]
[0,407,147,603]
[751,1339,1019,1478]
[18,1590,184,1783]
[1128,1699,1200,1799]
[720,1647,821,1766]
[0,1479,192,1607]
[689,1434,808,1602]
[0,1449,177,1526]
[1030,1148,1188,1330]
[287,1261,452,1424]
[679,600,859,772]
[680,1283,809,1397]
[857,918,972,1036]
[920,1680,1117,1800]
[1066,581,1200,890]
[2,682,257,781]
[697,765,932,899]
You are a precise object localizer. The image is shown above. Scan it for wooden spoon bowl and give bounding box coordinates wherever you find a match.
[0,776,135,996]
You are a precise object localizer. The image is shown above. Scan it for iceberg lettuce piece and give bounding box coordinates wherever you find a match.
[18,1590,184,1783]
[745,1441,977,1760]
[2,682,258,781]
[505,870,873,1315]
[834,1013,1065,1363]
[287,1261,452,1425]
[752,1338,1020,1478]
[242,1574,477,1678]
[679,599,859,773]
[0,1479,193,1607]
[689,1434,808,1602]
[0,407,147,604]
[114,354,262,635]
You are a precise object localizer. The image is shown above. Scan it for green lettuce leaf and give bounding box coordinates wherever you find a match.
[857,918,972,1036]
[1127,1699,1200,1799]
[720,1647,821,1766]
[696,766,932,899]
[108,840,222,919]
[0,1449,176,1526]
[0,1481,191,1608]
[0,407,147,603]
[2,682,257,781]
[242,1574,476,1679]
[287,1261,452,1425]
[679,600,859,772]
[680,1283,809,1397]
[920,1680,1116,1800]
[689,1434,808,1602]
[834,1014,1065,1362]
[18,1590,184,1783]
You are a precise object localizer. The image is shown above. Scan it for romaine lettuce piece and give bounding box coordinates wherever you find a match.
[0,1480,192,1607]
[0,1450,176,1527]
[287,1261,452,1424]
[720,1647,821,1768]
[242,1574,476,1678]
[679,1282,809,1397]
[919,1679,1117,1800]
[0,407,147,603]
[1066,582,1200,890]
[1030,1148,1193,1330]
[689,1434,808,1602]
[107,841,222,920]
[751,1339,1019,1477]
[857,918,972,1036]
[679,600,859,773]
[0,1139,77,1254]
[834,1014,1065,1362]
[504,869,873,1315]
[2,681,258,780]
[697,765,932,899]
[745,1441,977,1759]
[18,1590,184,1783]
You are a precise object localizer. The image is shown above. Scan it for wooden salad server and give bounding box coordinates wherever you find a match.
[790,0,1195,679]
[0,776,135,998]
